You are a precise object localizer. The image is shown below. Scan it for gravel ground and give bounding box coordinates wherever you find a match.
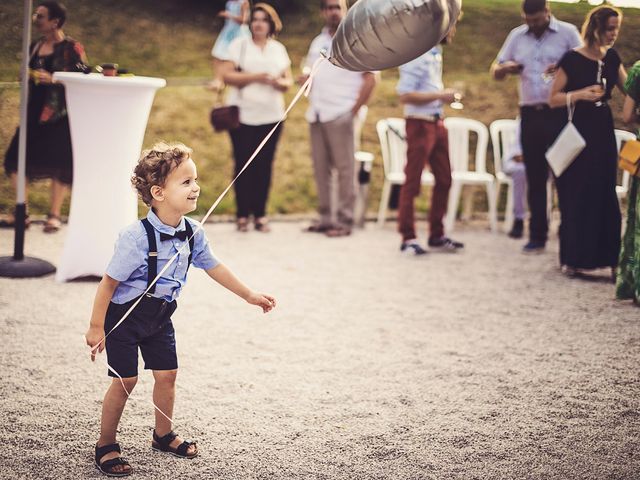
[0,220,638,479]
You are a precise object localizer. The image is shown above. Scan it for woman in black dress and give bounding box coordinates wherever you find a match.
[4,1,88,232]
[549,5,627,277]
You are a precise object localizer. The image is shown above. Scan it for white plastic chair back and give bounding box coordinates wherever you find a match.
[489,119,519,176]
[444,117,489,173]
[376,118,406,179]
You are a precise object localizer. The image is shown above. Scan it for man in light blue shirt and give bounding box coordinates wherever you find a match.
[491,0,581,253]
[396,29,464,255]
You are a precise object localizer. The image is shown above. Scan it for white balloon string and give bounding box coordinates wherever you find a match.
[87,57,326,424]
[91,56,324,353]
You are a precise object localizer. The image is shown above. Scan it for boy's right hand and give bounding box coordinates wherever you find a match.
[85,326,105,361]
[246,292,276,313]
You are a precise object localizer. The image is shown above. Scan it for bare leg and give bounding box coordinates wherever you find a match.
[207,58,224,92]
[96,377,137,474]
[49,178,68,217]
[43,179,67,231]
[152,369,197,455]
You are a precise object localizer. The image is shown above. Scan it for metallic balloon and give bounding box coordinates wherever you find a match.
[329,0,462,71]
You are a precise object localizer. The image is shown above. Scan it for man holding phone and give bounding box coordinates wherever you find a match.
[491,0,581,253]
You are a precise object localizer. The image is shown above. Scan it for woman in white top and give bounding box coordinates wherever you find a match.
[220,3,292,233]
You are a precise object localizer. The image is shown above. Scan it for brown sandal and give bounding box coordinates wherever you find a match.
[236,217,249,232]
[95,443,133,477]
[151,430,198,459]
[43,213,62,233]
[0,214,30,229]
[254,218,271,233]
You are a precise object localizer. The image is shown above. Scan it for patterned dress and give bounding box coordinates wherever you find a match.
[4,37,87,185]
[616,61,640,305]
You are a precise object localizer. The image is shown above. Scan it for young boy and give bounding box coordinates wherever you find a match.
[85,142,276,477]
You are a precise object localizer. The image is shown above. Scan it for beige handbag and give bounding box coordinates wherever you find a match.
[546,93,586,177]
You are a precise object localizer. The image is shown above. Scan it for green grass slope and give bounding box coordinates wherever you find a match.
[1,0,638,217]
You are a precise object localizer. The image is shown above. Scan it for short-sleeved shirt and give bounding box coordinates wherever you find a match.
[225,37,291,125]
[106,209,219,304]
[304,28,371,123]
[396,46,444,118]
[496,16,582,106]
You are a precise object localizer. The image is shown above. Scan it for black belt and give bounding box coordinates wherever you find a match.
[520,104,549,112]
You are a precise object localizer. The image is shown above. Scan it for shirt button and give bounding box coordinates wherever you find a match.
[178,262,182,266]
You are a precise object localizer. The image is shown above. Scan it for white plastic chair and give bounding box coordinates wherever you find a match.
[353,106,375,227]
[443,117,497,233]
[615,129,636,200]
[375,118,435,226]
[489,119,520,231]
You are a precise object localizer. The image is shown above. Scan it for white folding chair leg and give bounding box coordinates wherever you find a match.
[377,181,392,227]
[461,186,475,221]
[503,183,514,232]
[486,181,498,233]
[445,180,462,233]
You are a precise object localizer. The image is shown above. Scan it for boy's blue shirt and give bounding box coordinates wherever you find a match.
[106,209,219,304]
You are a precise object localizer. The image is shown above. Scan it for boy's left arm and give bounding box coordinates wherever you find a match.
[205,263,276,313]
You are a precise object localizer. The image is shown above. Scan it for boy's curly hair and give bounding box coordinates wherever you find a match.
[132,142,193,206]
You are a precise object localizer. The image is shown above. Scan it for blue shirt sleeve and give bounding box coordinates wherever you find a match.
[105,229,144,282]
[496,29,517,64]
[188,221,220,270]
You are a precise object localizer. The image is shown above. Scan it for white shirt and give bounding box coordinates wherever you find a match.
[496,16,582,106]
[305,28,371,123]
[226,37,291,125]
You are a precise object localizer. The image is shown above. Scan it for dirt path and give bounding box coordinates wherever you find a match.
[1,221,638,479]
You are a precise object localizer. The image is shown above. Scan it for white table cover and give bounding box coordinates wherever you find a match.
[52,73,166,281]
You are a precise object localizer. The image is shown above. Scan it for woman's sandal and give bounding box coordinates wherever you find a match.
[0,214,30,229]
[43,213,62,233]
[95,443,133,477]
[236,217,249,233]
[151,430,198,459]
[254,217,271,233]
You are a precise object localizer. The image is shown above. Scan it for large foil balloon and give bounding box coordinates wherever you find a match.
[329,0,462,71]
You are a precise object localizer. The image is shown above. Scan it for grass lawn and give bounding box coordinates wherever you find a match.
[1,0,638,218]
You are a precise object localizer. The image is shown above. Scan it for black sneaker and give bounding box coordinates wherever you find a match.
[522,240,545,254]
[508,219,524,239]
[428,236,464,252]
[400,241,428,256]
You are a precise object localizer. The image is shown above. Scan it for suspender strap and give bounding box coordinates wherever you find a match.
[141,218,195,294]
[184,219,194,269]
[141,218,158,294]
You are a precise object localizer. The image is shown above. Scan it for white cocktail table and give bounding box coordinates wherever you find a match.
[52,72,166,281]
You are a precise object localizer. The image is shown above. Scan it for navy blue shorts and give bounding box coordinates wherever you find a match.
[104,295,178,378]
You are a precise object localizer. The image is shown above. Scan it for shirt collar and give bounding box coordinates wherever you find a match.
[146,208,186,235]
[526,15,558,35]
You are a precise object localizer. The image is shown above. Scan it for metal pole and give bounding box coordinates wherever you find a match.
[13,0,33,261]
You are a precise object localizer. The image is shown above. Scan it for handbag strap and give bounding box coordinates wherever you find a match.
[566,92,575,123]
